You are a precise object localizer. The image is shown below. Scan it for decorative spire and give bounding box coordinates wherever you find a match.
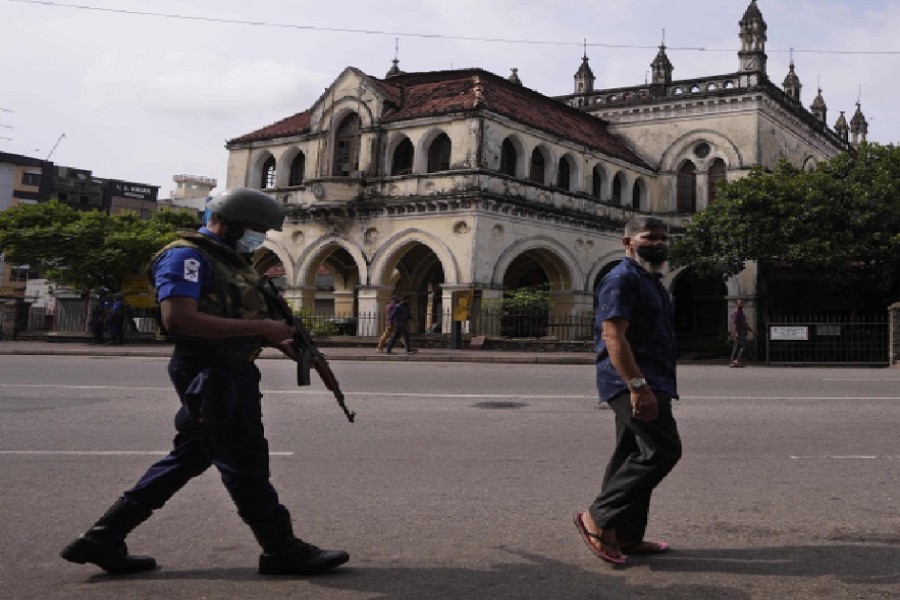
[782,50,801,103]
[810,85,827,124]
[386,38,404,78]
[508,67,522,86]
[738,0,768,73]
[651,29,674,85]
[574,39,595,94]
[850,98,868,147]
[834,110,849,144]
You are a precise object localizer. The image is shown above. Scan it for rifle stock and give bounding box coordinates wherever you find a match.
[266,280,356,423]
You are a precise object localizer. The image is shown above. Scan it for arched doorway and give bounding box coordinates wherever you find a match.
[672,269,728,354]
[382,242,446,334]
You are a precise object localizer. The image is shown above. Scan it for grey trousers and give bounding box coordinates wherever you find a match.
[589,390,682,543]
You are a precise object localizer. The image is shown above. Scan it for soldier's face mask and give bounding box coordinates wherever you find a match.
[236,230,267,254]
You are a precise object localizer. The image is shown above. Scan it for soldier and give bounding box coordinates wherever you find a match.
[61,187,349,576]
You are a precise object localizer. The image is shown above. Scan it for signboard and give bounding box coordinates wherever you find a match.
[121,273,155,309]
[109,181,157,201]
[451,290,474,321]
[816,324,841,337]
[769,326,809,341]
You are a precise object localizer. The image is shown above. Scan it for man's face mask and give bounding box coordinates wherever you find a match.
[635,244,669,266]
[235,230,267,254]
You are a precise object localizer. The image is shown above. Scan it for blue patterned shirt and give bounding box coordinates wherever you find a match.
[594,258,678,401]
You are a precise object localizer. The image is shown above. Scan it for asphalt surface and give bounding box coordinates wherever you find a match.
[1,346,898,600]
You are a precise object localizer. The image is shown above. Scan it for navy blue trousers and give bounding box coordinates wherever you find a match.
[589,391,682,543]
[122,354,286,525]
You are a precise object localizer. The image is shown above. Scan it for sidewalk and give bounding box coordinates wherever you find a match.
[0,339,596,365]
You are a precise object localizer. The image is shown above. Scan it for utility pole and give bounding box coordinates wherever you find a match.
[46,133,66,160]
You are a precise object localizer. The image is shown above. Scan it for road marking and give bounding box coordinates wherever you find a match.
[789,455,898,460]
[822,378,900,381]
[0,450,294,456]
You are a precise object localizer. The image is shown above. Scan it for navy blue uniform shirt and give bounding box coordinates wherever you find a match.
[594,257,678,402]
[151,227,225,302]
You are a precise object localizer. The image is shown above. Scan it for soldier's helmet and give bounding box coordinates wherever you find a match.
[207,187,285,231]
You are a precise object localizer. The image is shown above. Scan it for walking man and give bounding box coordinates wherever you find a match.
[385,295,416,355]
[574,216,682,565]
[376,296,400,352]
[60,187,349,576]
[729,299,754,367]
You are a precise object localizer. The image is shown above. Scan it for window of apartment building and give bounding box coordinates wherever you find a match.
[333,114,361,176]
[22,172,41,186]
[529,149,545,185]
[427,133,452,173]
[261,156,276,188]
[391,138,414,175]
[677,160,697,212]
[707,158,726,204]
[500,138,517,176]
[289,152,306,186]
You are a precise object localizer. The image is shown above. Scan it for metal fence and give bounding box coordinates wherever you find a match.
[23,304,595,342]
[766,315,889,365]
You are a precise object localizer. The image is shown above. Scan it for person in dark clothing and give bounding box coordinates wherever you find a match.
[728,299,754,367]
[574,216,682,566]
[60,187,349,577]
[90,291,111,344]
[385,295,416,355]
[106,293,127,345]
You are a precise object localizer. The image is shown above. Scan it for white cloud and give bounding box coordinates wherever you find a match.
[79,51,327,117]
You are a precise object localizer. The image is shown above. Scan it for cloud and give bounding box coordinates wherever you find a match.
[79,50,328,118]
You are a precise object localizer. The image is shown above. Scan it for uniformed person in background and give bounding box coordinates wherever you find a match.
[61,187,349,576]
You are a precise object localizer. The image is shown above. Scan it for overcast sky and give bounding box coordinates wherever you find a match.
[2,0,898,196]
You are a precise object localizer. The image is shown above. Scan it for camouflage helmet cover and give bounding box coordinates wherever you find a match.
[207,187,285,231]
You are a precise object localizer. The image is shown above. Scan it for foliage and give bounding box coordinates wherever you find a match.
[501,284,552,313]
[0,201,199,293]
[670,143,900,300]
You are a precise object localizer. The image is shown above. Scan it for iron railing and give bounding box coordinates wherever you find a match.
[765,315,889,365]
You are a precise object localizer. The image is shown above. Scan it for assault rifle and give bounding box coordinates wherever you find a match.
[265,280,356,423]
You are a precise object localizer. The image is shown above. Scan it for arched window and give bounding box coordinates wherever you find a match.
[677,160,697,212]
[289,152,305,186]
[261,156,276,189]
[612,174,623,205]
[391,138,414,175]
[707,158,726,204]
[557,157,571,190]
[332,113,361,176]
[632,180,642,209]
[427,133,452,173]
[592,166,604,200]
[500,138,517,176]
[529,149,545,185]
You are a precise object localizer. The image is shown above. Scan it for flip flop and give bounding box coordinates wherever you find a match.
[573,513,625,565]
[620,540,670,555]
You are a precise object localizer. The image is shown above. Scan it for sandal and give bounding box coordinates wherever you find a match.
[573,513,625,565]
[619,540,670,555]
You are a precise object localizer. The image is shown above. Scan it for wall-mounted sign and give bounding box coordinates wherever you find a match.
[769,326,809,341]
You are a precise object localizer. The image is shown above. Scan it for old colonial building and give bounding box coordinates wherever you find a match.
[224,0,866,347]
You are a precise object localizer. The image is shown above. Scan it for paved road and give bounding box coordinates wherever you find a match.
[1,356,898,599]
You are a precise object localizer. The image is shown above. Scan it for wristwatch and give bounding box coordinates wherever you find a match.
[628,377,648,391]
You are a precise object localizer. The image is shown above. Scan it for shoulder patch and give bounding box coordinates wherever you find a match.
[183,258,201,283]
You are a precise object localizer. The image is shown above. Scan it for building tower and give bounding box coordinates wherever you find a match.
[850,102,868,147]
[782,58,802,104]
[834,111,849,144]
[574,42,595,94]
[810,88,827,124]
[651,40,674,85]
[738,0,768,74]
[508,68,523,86]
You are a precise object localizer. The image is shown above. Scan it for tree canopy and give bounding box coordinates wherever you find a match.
[0,201,199,293]
[670,142,900,302]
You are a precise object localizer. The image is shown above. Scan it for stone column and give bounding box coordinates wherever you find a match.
[357,285,393,337]
[283,286,316,313]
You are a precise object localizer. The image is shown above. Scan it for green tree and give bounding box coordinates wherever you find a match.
[0,201,199,292]
[670,143,900,301]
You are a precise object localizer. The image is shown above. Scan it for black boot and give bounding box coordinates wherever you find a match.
[60,498,157,574]
[250,511,349,575]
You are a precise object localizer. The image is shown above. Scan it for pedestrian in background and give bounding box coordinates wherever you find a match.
[60,187,349,577]
[574,216,682,566]
[376,295,400,352]
[728,299,754,367]
[385,295,416,355]
[90,290,110,344]
[105,293,127,345]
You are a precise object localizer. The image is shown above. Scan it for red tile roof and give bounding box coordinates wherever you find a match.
[228,68,648,169]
